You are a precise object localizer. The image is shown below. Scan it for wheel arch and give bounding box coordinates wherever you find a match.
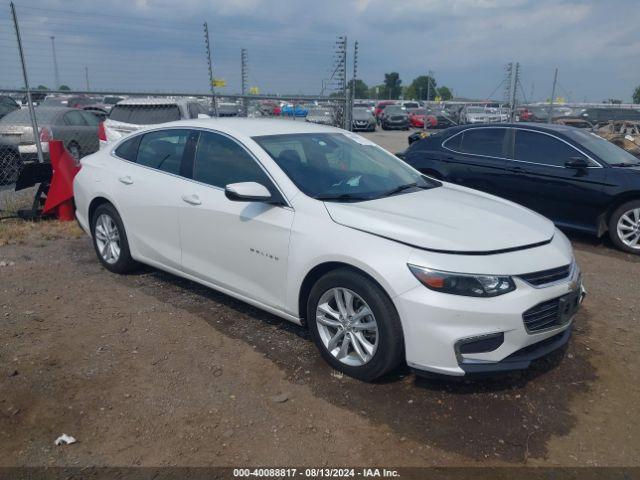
[88,196,115,227]
[599,191,640,236]
[297,261,394,327]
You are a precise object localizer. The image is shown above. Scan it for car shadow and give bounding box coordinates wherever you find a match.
[117,267,597,463]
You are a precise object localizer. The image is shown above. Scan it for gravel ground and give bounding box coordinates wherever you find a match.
[0,129,638,468]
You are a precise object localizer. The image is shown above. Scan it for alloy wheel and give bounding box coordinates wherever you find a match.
[315,287,379,367]
[94,213,121,264]
[617,208,640,250]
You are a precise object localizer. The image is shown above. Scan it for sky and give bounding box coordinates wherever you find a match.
[1,0,639,102]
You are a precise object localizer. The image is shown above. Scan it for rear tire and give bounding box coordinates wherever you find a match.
[307,268,404,381]
[91,203,139,273]
[608,200,640,254]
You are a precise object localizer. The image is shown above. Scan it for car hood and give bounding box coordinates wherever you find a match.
[324,185,555,254]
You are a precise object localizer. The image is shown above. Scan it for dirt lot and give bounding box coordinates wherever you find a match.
[0,130,639,468]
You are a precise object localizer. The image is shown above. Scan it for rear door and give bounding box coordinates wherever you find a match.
[502,128,608,230]
[112,128,196,271]
[440,127,510,195]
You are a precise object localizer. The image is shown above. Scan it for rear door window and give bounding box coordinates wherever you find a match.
[64,110,88,126]
[445,128,507,157]
[135,129,190,175]
[114,135,142,162]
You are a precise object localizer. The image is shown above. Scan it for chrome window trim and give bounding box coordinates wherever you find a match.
[109,126,293,210]
[441,126,512,161]
[441,126,604,169]
[511,127,603,169]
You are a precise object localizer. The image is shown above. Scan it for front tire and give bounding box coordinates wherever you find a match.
[307,268,404,381]
[608,200,640,254]
[91,203,139,273]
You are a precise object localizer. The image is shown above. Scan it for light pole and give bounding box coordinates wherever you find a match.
[50,36,60,89]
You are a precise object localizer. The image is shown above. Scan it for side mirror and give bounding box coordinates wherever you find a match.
[565,157,589,169]
[225,182,272,203]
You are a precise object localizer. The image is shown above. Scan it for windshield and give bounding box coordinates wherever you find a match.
[565,129,640,165]
[385,106,405,115]
[253,133,437,201]
[353,108,372,119]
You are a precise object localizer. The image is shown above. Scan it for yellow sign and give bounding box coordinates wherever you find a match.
[249,86,259,95]
[212,79,226,87]
[434,95,442,102]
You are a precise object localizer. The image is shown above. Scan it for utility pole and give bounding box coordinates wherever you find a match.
[342,36,349,130]
[547,68,558,124]
[509,62,520,121]
[241,48,248,116]
[426,70,434,105]
[203,22,218,117]
[50,35,60,89]
[84,66,90,91]
[352,40,358,100]
[11,2,44,163]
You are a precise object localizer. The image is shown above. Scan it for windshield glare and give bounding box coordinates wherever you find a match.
[253,133,435,200]
[565,129,640,165]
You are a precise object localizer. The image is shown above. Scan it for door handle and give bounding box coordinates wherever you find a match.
[181,194,202,206]
[118,176,134,185]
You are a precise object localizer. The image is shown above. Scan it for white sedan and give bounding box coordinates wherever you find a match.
[73,119,584,381]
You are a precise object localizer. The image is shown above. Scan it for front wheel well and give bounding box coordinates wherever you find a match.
[297,262,388,326]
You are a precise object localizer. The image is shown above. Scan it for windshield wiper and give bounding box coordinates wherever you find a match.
[610,162,640,167]
[377,182,427,198]
[315,193,370,202]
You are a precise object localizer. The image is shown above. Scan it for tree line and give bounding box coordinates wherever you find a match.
[349,72,453,101]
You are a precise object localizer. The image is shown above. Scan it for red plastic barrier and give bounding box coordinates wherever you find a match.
[42,140,81,221]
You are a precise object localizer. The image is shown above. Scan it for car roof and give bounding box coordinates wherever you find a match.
[444,122,580,135]
[115,97,193,106]
[151,118,344,137]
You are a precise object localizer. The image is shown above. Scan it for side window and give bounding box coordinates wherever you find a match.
[457,128,507,157]
[188,103,199,119]
[443,132,463,151]
[194,131,275,192]
[515,130,585,167]
[114,135,142,162]
[136,129,189,175]
[64,110,88,126]
[79,111,99,126]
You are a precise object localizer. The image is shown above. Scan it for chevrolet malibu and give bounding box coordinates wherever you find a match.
[73,119,584,381]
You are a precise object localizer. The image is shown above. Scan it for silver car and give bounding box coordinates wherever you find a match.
[0,107,99,183]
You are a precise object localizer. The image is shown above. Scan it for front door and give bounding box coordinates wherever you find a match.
[502,128,608,231]
[178,130,294,310]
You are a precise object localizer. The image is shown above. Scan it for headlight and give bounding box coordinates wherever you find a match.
[408,264,515,297]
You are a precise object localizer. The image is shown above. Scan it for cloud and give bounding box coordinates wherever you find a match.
[1,0,638,101]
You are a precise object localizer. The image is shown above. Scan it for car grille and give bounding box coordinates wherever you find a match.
[523,291,580,332]
[519,264,572,287]
[390,116,405,121]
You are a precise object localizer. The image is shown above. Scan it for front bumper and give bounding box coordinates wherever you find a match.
[396,262,584,376]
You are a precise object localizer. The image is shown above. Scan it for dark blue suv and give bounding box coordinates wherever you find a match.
[403,123,640,254]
